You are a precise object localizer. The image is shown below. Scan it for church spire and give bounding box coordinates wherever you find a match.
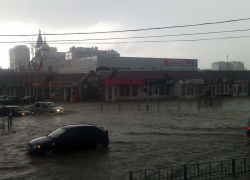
[35,29,43,48]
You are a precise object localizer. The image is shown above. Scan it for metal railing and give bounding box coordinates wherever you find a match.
[129,158,249,180]
[1,113,13,133]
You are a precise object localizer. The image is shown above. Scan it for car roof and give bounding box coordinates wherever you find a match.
[3,105,20,107]
[62,124,94,130]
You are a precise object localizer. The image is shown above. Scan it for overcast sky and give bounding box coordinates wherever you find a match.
[1,0,250,70]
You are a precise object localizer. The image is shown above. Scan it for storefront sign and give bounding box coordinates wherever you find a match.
[102,79,146,86]
[185,79,204,84]
[60,82,72,87]
[21,82,49,87]
[164,59,197,66]
[50,82,61,87]
[166,80,175,84]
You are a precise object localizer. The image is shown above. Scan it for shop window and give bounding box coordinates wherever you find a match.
[238,85,242,94]
[195,85,199,96]
[182,85,186,96]
[132,86,138,96]
[216,85,221,94]
[224,84,229,94]
[243,84,248,93]
[51,87,64,98]
[187,86,194,96]
[165,85,170,95]
[125,86,130,97]
[120,86,124,96]
[199,84,204,95]
[148,86,152,96]
[159,86,164,95]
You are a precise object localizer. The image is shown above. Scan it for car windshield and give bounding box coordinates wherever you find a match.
[48,128,66,138]
[46,102,57,108]
[12,107,25,111]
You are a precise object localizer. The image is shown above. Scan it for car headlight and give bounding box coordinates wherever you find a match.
[21,113,25,116]
[56,109,60,112]
[33,144,41,149]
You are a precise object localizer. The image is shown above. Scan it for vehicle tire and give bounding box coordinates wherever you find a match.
[45,149,54,155]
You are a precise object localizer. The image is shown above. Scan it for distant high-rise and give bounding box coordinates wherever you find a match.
[9,45,30,71]
[212,61,245,70]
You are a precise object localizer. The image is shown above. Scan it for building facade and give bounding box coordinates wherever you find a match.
[212,61,245,70]
[9,45,30,71]
[65,46,120,60]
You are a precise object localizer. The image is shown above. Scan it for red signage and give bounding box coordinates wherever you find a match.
[21,82,49,87]
[102,79,146,86]
[164,59,197,66]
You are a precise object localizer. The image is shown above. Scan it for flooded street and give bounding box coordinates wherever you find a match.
[1,98,250,180]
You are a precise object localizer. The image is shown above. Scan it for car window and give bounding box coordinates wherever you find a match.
[41,103,48,108]
[35,103,40,108]
[12,107,25,111]
[48,128,66,138]
[46,102,57,108]
[63,129,80,138]
[80,127,96,136]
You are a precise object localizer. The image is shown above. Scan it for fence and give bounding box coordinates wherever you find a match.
[99,98,223,111]
[1,114,13,133]
[129,158,249,180]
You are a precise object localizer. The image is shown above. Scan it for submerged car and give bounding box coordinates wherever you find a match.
[20,96,43,105]
[27,102,65,113]
[0,105,33,117]
[1,96,21,105]
[0,95,8,104]
[26,124,109,155]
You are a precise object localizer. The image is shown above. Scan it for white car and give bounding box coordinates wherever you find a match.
[27,102,65,114]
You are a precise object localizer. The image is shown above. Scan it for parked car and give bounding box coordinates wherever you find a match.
[27,102,65,113]
[0,105,33,117]
[26,124,109,155]
[1,96,21,105]
[21,96,43,105]
[0,95,8,104]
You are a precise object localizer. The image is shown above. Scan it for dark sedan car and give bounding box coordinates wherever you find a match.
[0,106,33,117]
[26,124,109,155]
[1,96,21,105]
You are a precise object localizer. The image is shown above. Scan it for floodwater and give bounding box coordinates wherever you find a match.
[1,98,250,180]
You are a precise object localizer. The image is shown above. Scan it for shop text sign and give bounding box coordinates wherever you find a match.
[21,82,49,87]
[164,59,197,66]
[102,79,146,86]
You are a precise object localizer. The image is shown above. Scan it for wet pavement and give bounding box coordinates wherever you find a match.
[1,97,250,180]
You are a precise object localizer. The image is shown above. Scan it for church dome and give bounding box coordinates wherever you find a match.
[40,42,50,50]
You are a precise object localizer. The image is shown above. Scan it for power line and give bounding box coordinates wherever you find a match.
[1,17,250,37]
[1,28,250,44]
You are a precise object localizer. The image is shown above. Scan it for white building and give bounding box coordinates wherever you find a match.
[212,61,245,70]
[58,56,198,73]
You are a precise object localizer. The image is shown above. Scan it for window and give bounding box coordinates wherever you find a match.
[195,85,199,95]
[182,85,186,96]
[125,86,130,97]
[35,103,40,108]
[187,86,194,96]
[120,86,124,96]
[166,85,170,95]
[132,86,138,96]
[224,84,229,94]
[243,84,248,93]
[159,86,165,95]
[41,103,48,108]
